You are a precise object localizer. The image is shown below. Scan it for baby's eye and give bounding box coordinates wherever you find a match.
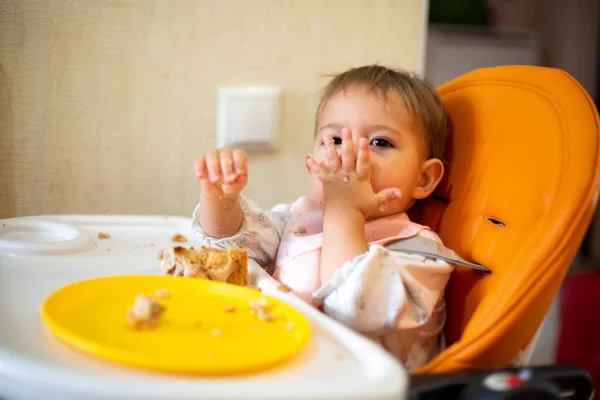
[322,136,342,145]
[370,138,394,148]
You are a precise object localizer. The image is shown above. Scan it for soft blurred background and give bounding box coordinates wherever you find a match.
[0,0,599,392]
[0,0,426,218]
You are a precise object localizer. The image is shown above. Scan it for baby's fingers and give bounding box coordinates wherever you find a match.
[376,188,402,210]
[306,156,325,179]
[205,152,222,183]
[356,138,370,178]
[324,135,341,171]
[219,148,236,182]
[194,157,208,180]
[232,149,248,181]
[341,128,356,170]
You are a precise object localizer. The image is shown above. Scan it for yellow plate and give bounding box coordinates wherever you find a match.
[41,275,311,375]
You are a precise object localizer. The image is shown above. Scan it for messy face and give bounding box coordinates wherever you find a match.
[309,86,433,216]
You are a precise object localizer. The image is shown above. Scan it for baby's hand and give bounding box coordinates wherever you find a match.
[194,148,248,199]
[307,128,401,219]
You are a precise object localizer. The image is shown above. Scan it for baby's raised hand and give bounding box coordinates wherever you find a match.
[194,148,248,198]
[307,128,401,219]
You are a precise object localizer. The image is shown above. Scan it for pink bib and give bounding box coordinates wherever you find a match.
[273,197,427,305]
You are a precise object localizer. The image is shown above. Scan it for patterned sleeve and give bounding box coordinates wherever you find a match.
[191,195,289,267]
[312,231,453,335]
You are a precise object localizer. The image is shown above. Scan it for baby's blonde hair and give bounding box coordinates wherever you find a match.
[316,65,449,161]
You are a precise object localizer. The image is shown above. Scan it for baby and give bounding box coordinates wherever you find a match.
[193,65,454,371]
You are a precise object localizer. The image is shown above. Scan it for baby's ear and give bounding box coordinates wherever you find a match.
[412,158,444,200]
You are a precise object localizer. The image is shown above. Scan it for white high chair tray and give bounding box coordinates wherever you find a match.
[0,215,407,400]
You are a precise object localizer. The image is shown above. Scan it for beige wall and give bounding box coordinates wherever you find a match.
[0,0,424,218]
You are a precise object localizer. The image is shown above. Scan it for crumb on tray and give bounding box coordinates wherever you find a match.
[97,232,111,239]
[155,289,170,299]
[171,233,188,243]
[277,284,292,293]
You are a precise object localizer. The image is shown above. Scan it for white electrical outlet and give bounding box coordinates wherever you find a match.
[217,86,280,151]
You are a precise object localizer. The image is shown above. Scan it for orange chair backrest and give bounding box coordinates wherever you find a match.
[409,66,600,373]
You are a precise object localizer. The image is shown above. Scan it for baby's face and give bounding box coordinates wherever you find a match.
[309,86,428,215]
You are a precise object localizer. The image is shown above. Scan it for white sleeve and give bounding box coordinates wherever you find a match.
[191,195,289,267]
[312,236,453,335]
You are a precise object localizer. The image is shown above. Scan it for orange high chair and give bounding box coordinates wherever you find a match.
[407,66,600,398]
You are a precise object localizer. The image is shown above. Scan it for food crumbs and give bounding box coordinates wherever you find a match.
[1,224,6,228]
[336,353,345,360]
[155,289,169,299]
[257,308,275,322]
[223,305,236,313]
[106,248,111,252]
[277,284,292,293]
[249,298,268,309]
[251,326,258,331]
[126,294,165,329]
[343,176,349,183]
[211,329,223,337]
[249,298,274,322]
[97,232,111,239]
[172,233,188,243]
[294,226,307,235]
[284,322,295,331]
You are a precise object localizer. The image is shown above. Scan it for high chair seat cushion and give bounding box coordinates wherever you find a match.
[409,66,600,373]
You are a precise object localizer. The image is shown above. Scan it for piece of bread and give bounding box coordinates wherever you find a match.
[157,246,249,286]
[126,294,165,329]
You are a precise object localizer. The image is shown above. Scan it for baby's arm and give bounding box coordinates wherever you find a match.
[194,148,248,238]
[313,233,453,370]
[306,129,401,284]
[193,147,288,267]
[192,196,288,267]
[321,206,367,284]
[314,230,453,334]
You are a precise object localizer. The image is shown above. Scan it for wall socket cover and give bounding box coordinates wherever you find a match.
[217,86,281,151]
